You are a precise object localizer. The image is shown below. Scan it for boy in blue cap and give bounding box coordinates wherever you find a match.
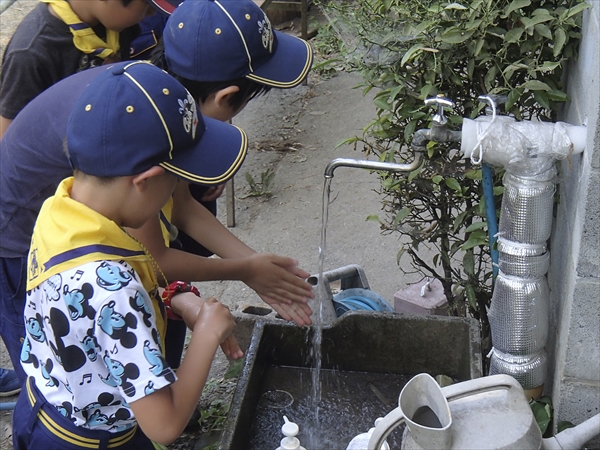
[12,60,244,449]
[0,0,181,137]
[145,0,313,267]
[0,0,314,385]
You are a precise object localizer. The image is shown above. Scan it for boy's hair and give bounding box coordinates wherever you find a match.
[72,168,116,186]
[150,40,271,111]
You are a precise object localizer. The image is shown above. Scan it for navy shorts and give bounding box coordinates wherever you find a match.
[0,256,27,383]
[13,377,155,450]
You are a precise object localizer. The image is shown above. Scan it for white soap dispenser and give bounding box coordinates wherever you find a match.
[275,416,306,450]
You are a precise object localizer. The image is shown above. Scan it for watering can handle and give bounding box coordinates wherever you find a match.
[367,375,521,450]
[367,406,405,450]
[441,374,521,403]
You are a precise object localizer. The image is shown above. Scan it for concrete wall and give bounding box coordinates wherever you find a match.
[548,0,600,440]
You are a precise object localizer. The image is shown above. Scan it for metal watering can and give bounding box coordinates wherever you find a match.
[359,373,600,450]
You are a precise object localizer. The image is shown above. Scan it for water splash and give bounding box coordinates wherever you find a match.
[306,177,333,448]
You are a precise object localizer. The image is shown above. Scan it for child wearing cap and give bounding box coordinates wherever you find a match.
[0,0,180,137]
[12,61,244,450]
[148,0,313,260]
[0,0,315,385]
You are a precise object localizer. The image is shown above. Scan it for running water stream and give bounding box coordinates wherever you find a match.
[305,177,333,448]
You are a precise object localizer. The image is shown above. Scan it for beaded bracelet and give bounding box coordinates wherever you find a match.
[162,281,200,321]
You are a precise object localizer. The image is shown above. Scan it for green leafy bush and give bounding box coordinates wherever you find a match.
[318,0,588,349]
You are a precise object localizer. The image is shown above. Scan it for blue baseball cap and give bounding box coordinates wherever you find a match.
[67,61,247,185]
[164,0,313,88]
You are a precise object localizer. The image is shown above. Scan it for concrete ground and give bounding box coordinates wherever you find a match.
[203,70,427,315]
[0,3,435,448]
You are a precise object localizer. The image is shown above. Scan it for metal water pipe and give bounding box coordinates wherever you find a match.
[324,95,461,179]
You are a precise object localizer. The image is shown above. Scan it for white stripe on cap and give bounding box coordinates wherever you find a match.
[214,0,254,73]
[123,62,174,158]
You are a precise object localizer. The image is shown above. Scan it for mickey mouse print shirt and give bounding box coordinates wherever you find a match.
[22,178,175,431]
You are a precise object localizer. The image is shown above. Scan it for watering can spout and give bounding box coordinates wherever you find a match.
[541,413,600,450]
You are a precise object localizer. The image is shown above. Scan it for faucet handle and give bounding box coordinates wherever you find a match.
[424,94,455,125]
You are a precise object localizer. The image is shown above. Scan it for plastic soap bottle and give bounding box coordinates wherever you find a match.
[275,416,306,450]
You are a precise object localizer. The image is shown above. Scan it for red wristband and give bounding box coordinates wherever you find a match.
[162,281,201,321]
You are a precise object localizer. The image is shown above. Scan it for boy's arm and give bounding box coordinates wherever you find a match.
[0,117,12,139]
[129,214,313,325]
[130,293,242,445]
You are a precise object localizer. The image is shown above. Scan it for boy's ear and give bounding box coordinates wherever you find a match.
[214,85,241,108]
[132,166,165,191]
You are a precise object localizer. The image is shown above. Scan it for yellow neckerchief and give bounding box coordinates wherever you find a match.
[27,178,167,339]
[40,0,120,59]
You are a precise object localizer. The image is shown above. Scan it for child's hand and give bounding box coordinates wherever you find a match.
[241,253,314,325]
[194,297,242,357]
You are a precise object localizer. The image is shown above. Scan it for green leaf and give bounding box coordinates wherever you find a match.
[444,2,468,10]
[465,284,477,310]
[374,96,392,111]
[420,84,436,99]
[224,358,244,378]
[453,210,469,232]
[506,88,522,110]
[465,169,482,180]
[521,80,552,91]
[461,230,487,249]
[530,400,552,434]
[534,90,551,110]
[564,2,590,20]
[534,23,553,40]
[465,222,487,232]
[547,89,569,102]
[408,160,425,182]
[504,27,524,43]
[440,29,475,44]
[432,175,443,184]
[503,0,531,18]
[445,177,462,192]
[396,248,406,265]
[401,44,424,67]
[553,28,567,57]
[366,214,382,222]
[393,207,411,227]
[539,61,561,72]
[463,251,475,276]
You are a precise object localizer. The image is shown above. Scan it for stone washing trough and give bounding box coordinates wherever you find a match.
[218,309,482,450]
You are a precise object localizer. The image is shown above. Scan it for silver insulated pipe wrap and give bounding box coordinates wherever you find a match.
[489,156,556,390]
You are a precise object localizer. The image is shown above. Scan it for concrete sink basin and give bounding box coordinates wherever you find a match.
[218,311,482,449]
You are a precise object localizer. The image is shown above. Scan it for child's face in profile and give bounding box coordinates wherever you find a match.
[96,0,155,33]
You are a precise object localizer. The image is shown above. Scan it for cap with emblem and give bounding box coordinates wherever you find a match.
[164,0,313,88]
[67,60,247,185]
